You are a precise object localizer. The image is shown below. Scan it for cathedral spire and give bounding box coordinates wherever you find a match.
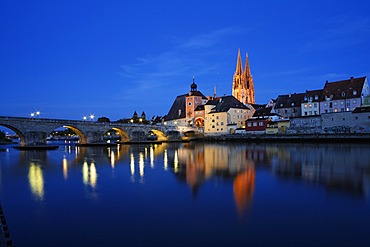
[244,53,251,78]
[235,48,243,75]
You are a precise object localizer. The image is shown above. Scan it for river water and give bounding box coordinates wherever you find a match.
[0,141,369,246]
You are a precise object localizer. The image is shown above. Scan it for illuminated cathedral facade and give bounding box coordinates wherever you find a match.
[232,49,255,105]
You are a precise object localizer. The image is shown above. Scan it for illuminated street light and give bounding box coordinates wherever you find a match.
[89,114,95,121]
[130,119,133,123]
[30,112,35,118]
[36,111,41,117]
[83,116,87,121]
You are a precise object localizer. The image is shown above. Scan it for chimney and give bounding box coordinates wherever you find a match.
[350,77,354,83]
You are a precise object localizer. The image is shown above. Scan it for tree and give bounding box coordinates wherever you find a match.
[97,117,110,122]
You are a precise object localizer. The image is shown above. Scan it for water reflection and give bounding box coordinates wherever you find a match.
[28,162,44,201]
[170,142,256,215]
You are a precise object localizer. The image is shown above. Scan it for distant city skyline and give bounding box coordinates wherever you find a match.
[1,0,370,120]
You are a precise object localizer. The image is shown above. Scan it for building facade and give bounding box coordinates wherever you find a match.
[301,89,323,116]
[319,76,369,114]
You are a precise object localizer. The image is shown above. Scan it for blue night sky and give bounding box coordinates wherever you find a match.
[1,0,370,121]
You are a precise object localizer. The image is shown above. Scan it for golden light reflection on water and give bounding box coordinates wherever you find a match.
[174,150,179,173]
[110,151,115,169]
[130,153,135,176]
[62,156,68,180]
[90,162,97,188]
[28,162,44,201]
[164,149,168,170]
[82,160,98,188]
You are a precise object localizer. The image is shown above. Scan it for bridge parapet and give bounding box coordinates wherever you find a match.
[0,116,199,146]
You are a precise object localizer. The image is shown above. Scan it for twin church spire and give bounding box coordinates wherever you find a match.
[232,49,255,105]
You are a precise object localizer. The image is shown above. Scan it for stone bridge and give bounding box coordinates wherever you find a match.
[0,116,202,146]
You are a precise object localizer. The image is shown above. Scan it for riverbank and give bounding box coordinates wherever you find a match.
[203,133,370,143]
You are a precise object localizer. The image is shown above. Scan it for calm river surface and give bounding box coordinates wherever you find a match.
[0,141,369,246]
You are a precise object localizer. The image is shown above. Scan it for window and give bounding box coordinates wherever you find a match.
[353,100,357,104]
[247,123,252,127]
[314,95,319,100]
[280,103,283,107]
[221,122,224,125]
[340,101,344,105]
[341,92,346,97]
[216,116,219,119]
[324,103,328,107]
[188,102,192,106]
[329,102,333,108]
[259,122,264,126]
[353,90,357,95]
[334,102,337,106]
[253,122,257,126]
[314,103,317,108]
[291,103,295,106]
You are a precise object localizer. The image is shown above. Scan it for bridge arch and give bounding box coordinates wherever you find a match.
[62,125,88,144]
[0,124,25,145]
[104,127,130,143]
[150,129,168,142]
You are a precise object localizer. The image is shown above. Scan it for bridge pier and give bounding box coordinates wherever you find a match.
[24,131,47,146]
[85,131,105,144]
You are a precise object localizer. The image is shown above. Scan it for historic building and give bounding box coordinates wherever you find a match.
[232,49,255,105]
[274,93,306,118]
[204,96,254,135]
[301,89,323,116]
[164,79,207,127]
[164,79,254,134]
[320,76,369,114]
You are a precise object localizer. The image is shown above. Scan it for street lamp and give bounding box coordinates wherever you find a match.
[36,111,40,117]
[89,114,95,121]
[30,112,35,118]
[83,116,87,121]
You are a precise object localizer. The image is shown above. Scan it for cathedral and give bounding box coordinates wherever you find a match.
[232,49,255,105]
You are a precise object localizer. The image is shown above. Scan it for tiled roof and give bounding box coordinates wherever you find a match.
[209,96,249,113]
[303,89,323,102]
[194,105,204,111]
[252,106,277,118]
[274,93,305,109]
[164,94,186,121]
[323,76,366,100]
[189,91,207,98]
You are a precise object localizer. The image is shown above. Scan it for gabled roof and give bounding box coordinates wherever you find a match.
[274,93,305,109]
[252,106,277,118]
[303,89,323,102]
[188,90,207,98]
[164,94,186,121]
[323,76,366,100]
[194,105,204,111]
[209,95,249,113]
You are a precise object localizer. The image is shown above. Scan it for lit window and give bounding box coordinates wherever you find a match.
[353,90,357,95]
[253,122,257,126]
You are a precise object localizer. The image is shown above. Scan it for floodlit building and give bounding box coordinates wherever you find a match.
[232,49,255,105]
[204,96,254,135]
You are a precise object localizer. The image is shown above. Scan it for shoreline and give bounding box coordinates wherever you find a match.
[203,133,370,143]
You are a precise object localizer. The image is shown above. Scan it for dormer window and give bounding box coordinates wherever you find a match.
[341,92,346,97]
[314,95,319,100]
[291,103,295,106]
[304,96,308,101]
[280,103,283,107]
[353,90,357,95]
